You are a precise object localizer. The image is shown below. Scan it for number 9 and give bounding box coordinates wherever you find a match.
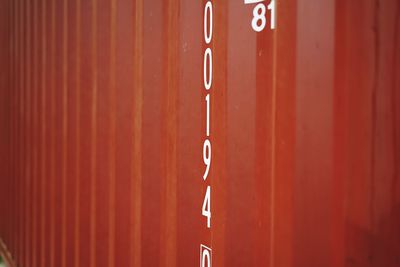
[203,139,211,180]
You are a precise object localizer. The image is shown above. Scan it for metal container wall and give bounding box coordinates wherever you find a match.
[0,0,399,266]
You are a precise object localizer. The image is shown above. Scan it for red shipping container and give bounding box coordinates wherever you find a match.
[0,0,399,266]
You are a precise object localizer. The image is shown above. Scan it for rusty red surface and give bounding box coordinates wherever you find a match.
[0,0,399,266]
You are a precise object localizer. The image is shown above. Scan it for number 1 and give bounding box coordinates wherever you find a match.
[267,0,276,29]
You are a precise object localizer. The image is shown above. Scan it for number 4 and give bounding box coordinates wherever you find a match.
[202,186,211,228]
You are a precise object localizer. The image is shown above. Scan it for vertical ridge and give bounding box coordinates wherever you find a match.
[390,0,400,211]
[108,0,117,265]
[74,0,82,265]
[40,0,47,265]
[18,0,24,262]
[61,0,69,265]
[32,0,39,264]
[131,0,143,266]
[269,2,279,266]
[161,0,179,266]
[370,0,380,248]
[90,0,98,266]
[13,0,19,262]
[49,0,56,264]
[212,0,228,266]
[24,0,32,264]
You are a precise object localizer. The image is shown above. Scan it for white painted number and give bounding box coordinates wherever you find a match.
[204,1,213,44]
[203,139,211,180]
[201,245,212,267]
[201,0,212,260]
[202,186,211,228]
[203,48,212,90]
[252,3,266,32]
[205,94,210,137]
[268,0,276,29]
[246,0,276,31]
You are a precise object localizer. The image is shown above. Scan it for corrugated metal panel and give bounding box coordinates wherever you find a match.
[0,0,399,266]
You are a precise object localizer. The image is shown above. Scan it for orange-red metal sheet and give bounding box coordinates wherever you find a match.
[0,0,399,267]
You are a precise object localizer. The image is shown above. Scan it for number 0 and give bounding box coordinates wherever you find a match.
[201,247,211,267]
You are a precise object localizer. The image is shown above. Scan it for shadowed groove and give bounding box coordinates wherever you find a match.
[22,0,26,262]
[6,0,14,256]
[8,0,11,252]
[8,0,15,261]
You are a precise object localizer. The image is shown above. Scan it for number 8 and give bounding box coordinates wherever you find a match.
[251,3,266,32]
